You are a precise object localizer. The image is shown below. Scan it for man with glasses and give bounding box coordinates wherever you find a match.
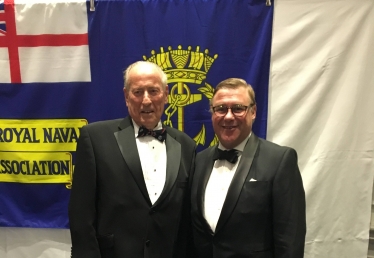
[191,78,306,258]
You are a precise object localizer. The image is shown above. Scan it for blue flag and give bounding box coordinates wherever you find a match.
[0,0,273,228]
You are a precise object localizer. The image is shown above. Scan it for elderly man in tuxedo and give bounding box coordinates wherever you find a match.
[191,78,306,258]
[69,61,196,258]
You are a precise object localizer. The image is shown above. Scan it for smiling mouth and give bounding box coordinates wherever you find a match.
[141,111,153,114]
[222,125,236,129]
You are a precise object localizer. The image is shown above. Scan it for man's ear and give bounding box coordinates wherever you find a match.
[251,104,257,119]
[164,85,169,104]
[124,88,129,106]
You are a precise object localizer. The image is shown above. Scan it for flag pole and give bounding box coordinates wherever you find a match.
[90,0,95,11]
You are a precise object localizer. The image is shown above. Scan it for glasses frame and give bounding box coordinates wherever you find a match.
[211,103,255,117]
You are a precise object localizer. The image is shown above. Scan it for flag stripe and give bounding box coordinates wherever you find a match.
[0,34,88,47]
[16,34,88,47]
[4,0,21,83]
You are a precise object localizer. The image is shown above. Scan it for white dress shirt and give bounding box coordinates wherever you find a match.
[204,133,251,232]
[133,121,167,205]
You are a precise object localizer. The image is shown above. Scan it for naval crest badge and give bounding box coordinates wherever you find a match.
[143,45,219,147]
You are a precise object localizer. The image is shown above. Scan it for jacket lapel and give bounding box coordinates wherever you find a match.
[196,146,216,234]
[114,117,151,205]
[215,134,259,233]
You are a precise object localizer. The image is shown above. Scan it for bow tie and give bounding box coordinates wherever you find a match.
[137,126,167,142]
[213,148,239,164]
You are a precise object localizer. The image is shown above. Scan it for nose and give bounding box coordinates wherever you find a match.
[142,91,151,104]
[224,108,235,119]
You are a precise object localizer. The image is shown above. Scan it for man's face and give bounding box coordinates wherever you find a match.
[124,67,168,129]
[211,86,256,149]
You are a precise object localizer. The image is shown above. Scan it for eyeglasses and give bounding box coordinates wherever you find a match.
[211,103,254,117]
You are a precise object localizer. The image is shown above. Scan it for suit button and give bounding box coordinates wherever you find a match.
[149,209,155,214]
[145,240,151,247]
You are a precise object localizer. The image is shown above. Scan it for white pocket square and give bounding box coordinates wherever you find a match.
[249,178,257,182]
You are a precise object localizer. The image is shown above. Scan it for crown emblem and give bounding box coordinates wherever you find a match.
[143,45,218,84]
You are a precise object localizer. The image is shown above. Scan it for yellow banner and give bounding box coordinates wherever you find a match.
[0,151,72,184]
[0,119,87,186]
[0,119,87,152]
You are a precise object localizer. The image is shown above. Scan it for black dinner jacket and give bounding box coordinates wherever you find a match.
[191,134,306,258]
[69,116,196,258]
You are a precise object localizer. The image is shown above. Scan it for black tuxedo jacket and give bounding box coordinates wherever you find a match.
[191,134,306,258]
[69,117,196,258]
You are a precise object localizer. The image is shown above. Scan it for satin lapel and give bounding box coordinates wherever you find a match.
[196,146,216,234]
[153,131,181,207]
[114,118,151,205]
[215,135,259,233]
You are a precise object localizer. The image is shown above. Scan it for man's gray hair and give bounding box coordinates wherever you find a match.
[123,61,168,91]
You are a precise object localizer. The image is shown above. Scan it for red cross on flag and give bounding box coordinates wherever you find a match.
[0,0,90,83]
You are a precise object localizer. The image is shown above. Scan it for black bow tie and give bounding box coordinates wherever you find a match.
[137,126,167,142]
[213,148,239,164]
